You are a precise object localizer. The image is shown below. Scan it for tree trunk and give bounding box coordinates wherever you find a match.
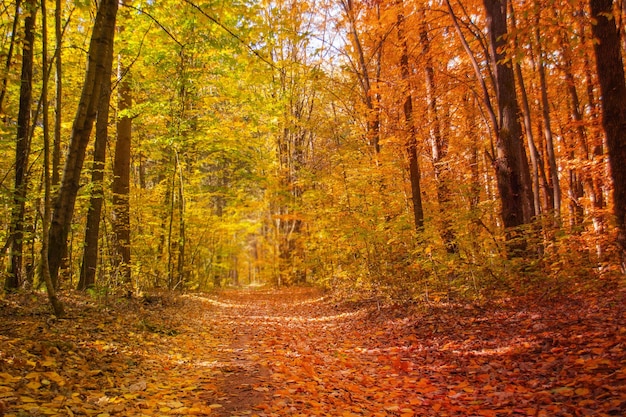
[47,0,119,287]
[483,0,534,251]
[339,0,381,156]
[533,10,561,222]
[559,37,589,229]
[40,0,64,316]
[589,0,626,269]
[397,3,424,231]
[6,0,37,290]
[0,0,21,116]
[78,29,114,290]
[418,7,457,251]
[175,149,186,289]
[52,0,62,186]
[509,3,551,219]
[167,161,176,289]
[112,49,132,285]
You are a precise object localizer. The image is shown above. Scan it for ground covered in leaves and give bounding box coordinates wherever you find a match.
[0,286,624,416]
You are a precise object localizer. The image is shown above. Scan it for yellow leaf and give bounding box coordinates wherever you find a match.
[20,396,37,403]
[44,372,65,386]
[0,372,20,383]
[209,403,223,408]
[26,380,41,390]
[575,387,590,396]
[40,406,60,415]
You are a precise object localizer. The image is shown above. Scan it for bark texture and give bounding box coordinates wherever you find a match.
[483,0,534,247]
[6,0,37,289]
[589,0,626,267]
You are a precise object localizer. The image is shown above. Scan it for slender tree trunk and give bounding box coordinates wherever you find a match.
[6,0,37,290]
[483,0,535,251]
[589,0,626,269]
[559,40,589,229]
[167,161,176,289]
[533,10,561,222]
[576,4,608,259]
[463,93,482,211]
[78,29,114,290]
[52,0,62,186]
[40,0,64,316]
[175,150,186,289]
[418,7,457,251]
[339,0,381,156]
[515,61,543,217]
[47,0,119,287]
[509,3,543,217]
[397,3,424,231]
[0,0,21,116]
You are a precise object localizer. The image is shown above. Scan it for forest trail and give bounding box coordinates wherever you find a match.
[1,287,625,416]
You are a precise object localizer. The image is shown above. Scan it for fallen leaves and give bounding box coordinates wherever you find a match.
[0,293,235,416]
[1,287,625,416]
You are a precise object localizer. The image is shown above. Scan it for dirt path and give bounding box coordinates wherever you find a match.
[1,287,625,416]
[204,288,625,416]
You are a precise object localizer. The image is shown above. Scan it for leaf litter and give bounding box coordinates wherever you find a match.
[0,287,624,416]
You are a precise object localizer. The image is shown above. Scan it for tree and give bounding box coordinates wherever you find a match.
[418,5,456,252]
[5,0,37,290]
[112,3,132,285]
[339,0,383,156]
[47,0,119,287]
[589,0,626,269]
[40,0,64,316]
[78,21,115,290]
[0,0,22,116]
[482,0,534,248]
[52,0,64,186]
[397,0,424,232]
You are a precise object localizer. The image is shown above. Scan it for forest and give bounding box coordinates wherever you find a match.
[0,0,625,415]
[0,0,626,417]
[0,0,625,302]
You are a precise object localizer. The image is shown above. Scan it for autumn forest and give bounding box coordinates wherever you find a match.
[0,0,625,415]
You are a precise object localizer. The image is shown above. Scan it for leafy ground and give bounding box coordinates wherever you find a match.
[0,287,625,416]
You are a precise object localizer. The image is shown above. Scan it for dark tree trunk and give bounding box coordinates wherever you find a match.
[6,0,37,290]
[78,30,114,290]
[47,0,119,287]
[483,0,534,250]
[112,56,132,285]
[397,3,424,231]
[589,0,626,268]
[52,0,62,186]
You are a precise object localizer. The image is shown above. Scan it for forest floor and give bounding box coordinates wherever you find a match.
[0,286,625,417]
